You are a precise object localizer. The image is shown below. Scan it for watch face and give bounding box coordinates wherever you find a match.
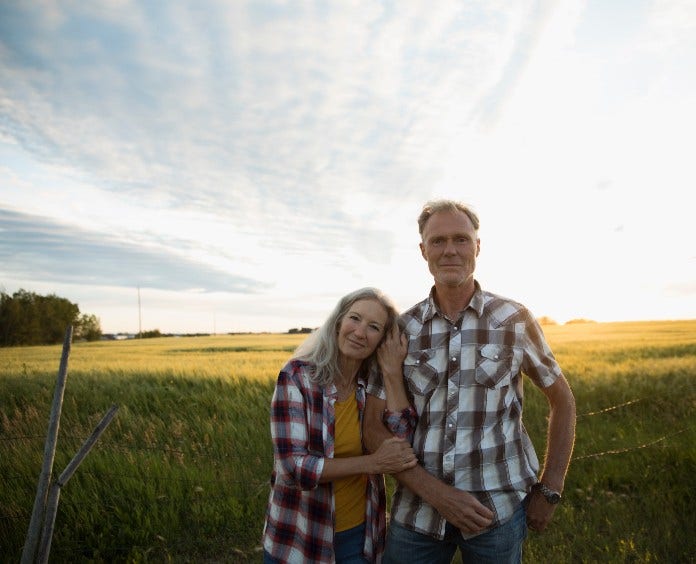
[535,483,561,504]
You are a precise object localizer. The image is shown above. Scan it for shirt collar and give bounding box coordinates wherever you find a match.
[328,372,367,398]
[423,280,485,321]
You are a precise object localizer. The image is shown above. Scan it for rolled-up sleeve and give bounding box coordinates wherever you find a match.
[270,365,325,490]
[383,405,418,441]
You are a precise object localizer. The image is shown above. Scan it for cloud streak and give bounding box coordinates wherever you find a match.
[1,1,694,331]
[0,207,263,293]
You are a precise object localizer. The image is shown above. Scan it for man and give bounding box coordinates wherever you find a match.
[364,199,576,563]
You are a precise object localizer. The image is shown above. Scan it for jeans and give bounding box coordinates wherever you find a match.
[335,523,369,563]
[263,523,368,564]
[383,502,527,564]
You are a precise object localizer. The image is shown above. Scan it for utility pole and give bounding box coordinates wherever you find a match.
[137,286,142,338]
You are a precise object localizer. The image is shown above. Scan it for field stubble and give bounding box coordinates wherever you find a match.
[1,322,694,563]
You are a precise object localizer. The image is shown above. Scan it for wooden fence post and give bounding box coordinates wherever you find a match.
[21,326,73,564]
[37,404,119,564]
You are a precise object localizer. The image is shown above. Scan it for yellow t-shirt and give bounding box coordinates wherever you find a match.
[333,393,367,532]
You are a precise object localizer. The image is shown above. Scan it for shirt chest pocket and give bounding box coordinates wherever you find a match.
[403,349,440,406]
[474,344,522,388]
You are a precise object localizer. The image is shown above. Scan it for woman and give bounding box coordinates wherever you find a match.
[262,287,417,563]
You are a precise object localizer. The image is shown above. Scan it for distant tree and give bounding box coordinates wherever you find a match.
[0,289,97,346]
[75,313,102,341]
[537,316,558,326]
[288,327,314,334]
[565,318,597,325]
[139,329,162,339]
[36,292,80,344]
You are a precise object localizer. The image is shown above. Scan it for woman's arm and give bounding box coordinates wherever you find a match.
[270,364,326,489]
[376,325,418,440]
[319,437,417,482]
[272,362,416,488]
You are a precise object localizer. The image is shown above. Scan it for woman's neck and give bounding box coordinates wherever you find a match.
[336,356,361,388]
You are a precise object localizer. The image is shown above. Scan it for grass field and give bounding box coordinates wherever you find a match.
[1,321,695,563]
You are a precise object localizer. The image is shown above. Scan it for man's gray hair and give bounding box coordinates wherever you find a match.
[417,199,480,236]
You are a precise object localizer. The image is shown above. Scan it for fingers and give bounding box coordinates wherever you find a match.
[440,490,494,534]
[380,324,404,348]
[525,496,554,532]
[378,327,408,373]
[376,437,418,472]
[457,508,494,534]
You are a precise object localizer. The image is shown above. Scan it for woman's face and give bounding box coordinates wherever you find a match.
[337,299,388,361]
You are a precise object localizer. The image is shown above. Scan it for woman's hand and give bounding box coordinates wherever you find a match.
[371,437,417,474]
[378,324,407,383]
[377,325,411,411]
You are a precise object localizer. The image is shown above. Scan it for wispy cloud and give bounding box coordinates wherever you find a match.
[0,207,263,292]
[0,1,529,286]
[2,1,693,331]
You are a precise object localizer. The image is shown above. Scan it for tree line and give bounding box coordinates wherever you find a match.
[0,289,102,346]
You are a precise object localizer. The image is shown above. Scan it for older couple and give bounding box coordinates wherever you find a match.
[262,200,576,563]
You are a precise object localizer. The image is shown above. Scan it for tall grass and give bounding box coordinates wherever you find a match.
[1,322,694,562]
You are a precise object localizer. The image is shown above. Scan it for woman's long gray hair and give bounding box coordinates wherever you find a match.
[293,287,400,386]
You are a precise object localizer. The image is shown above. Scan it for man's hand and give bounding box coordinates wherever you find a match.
[525,489,557,532]
[430,484,494,534]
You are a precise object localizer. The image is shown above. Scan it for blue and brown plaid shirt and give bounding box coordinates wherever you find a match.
[368,282,563,540]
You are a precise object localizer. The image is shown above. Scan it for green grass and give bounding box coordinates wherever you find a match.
[1,323,695,562]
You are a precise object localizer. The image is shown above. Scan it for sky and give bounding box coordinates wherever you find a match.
[1,0,695,334]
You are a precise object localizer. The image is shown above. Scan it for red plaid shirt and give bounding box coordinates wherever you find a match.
[262,359,416,563]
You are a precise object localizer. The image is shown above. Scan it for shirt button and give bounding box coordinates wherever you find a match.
[448,423,454,428]
[494,355,499,360]
[451,357,456,362]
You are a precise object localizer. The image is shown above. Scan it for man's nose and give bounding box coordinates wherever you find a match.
[443,239,456,254]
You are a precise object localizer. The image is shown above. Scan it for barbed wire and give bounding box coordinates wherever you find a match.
[2,395,691,471]
[576,398,643,418]
[572,427,689,461]
[2,406,692,561]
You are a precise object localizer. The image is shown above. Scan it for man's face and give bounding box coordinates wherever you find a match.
[419,210,480,289]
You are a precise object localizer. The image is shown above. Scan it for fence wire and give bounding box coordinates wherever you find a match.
[1,395,692,561]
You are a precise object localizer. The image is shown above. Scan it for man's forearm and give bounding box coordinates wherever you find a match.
[363,405,461,509]
[363,401,441,502]
[540,377,576,491]
[363,397,494,531]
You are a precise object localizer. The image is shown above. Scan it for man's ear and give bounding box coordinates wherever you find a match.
[476,238,480,256]
[419,242,427,260]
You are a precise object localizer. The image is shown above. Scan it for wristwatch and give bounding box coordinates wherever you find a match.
[533,482,562,505]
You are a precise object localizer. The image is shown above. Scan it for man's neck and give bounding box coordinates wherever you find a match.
[433,281,475,321]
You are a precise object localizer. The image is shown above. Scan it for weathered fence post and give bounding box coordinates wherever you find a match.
[37,404,120,564]
[21,326,73,564]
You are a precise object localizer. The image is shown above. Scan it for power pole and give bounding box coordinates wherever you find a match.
[137,286,142,338]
